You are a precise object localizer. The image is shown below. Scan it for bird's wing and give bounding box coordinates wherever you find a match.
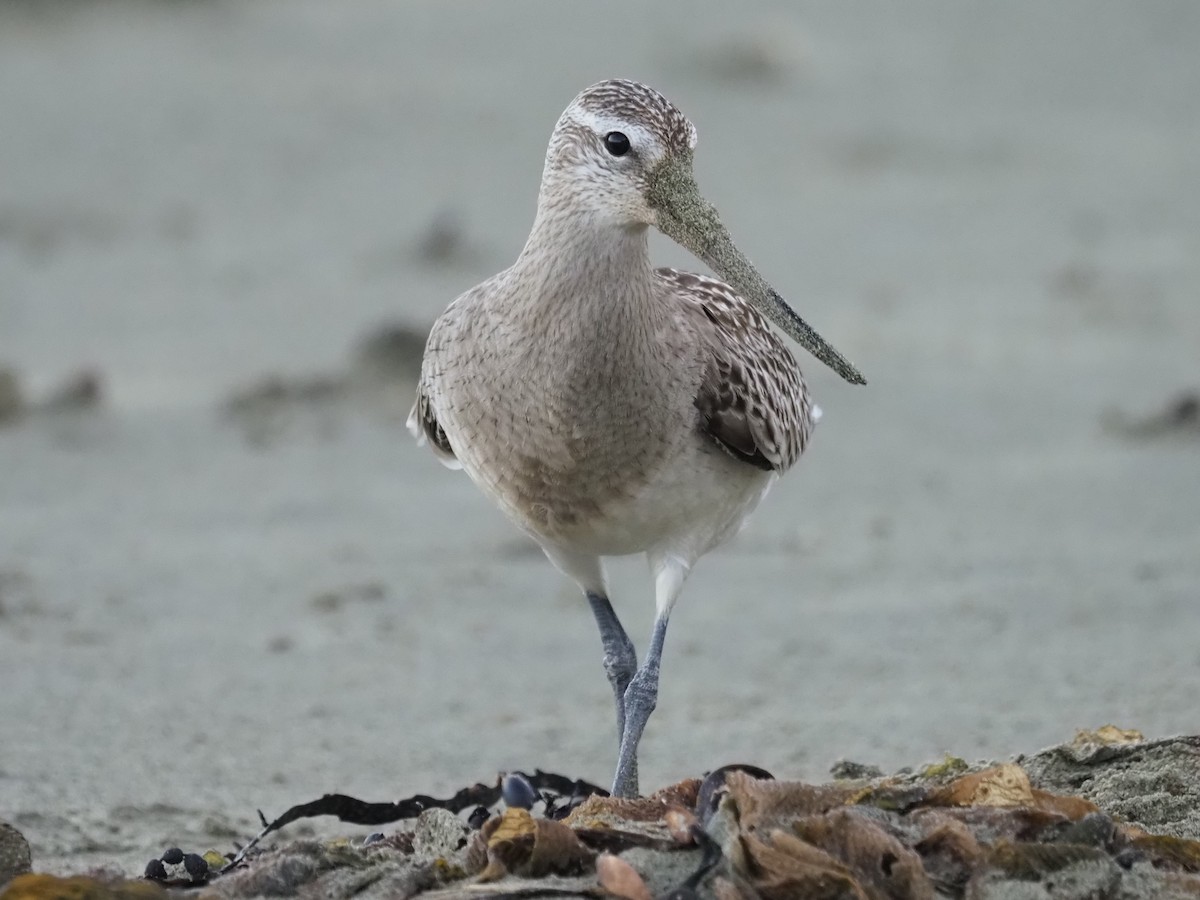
[407,300,465,471]
[658,268,816,473]
[408,384,460,469]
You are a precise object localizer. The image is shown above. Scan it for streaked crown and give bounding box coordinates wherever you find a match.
[570,79,697,156]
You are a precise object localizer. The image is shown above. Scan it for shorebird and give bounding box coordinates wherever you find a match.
[409,79,864,798]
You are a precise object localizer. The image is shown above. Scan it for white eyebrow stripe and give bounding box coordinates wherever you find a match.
[569,108,660,155]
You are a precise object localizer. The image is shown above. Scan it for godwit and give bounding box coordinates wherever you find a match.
[409,79,864,798]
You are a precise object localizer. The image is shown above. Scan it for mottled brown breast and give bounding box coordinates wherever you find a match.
[415,272,699,541]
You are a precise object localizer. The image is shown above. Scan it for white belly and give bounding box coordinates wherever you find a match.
[459,433,775,563]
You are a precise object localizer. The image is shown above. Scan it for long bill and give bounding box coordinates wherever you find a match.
[647,157,866,386]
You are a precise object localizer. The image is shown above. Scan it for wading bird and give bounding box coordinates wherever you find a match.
[410,79,864,798]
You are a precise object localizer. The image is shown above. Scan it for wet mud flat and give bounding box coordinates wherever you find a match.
[4,730,1200,899]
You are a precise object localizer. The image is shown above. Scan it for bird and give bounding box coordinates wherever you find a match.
[409,79,864,798]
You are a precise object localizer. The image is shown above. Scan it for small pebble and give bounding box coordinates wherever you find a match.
[501,772,539,810]
[362,832,386,846]
[143,859,168,881]
[182,852,208,879]
[1114,847,1145,870]
[467,806,491,830]
[161,847,184,865]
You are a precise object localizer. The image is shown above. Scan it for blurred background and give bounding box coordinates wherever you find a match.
[1,0,1197,873]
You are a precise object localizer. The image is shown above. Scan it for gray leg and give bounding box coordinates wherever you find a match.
[586,591,638,753]
[610,611,670,798]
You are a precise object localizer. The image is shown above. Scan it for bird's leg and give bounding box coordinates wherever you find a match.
[610,555,690,799]
[540,548,635,757]
[586,592,638,751]
[611,610,669,799]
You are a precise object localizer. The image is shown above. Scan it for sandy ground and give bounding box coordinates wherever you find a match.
[1,0,1198,877]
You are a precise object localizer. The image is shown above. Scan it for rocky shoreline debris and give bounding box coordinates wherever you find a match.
[3,729,1199,899]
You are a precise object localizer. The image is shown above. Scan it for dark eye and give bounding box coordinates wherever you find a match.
[604,131,631,157]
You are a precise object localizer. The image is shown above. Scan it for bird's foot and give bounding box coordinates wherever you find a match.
[611,664,660,798]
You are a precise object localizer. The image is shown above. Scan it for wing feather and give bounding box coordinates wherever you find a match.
[406,297,467,470]
[407,384,460,468]
[657,268,815,473]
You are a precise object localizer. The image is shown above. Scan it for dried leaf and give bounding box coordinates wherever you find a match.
[595,852,653,900]
[934,764,1034,807]
[1057,724,1151,764]
[525,815,595,877]
[697,765,775,824]
[464,829,489,875]
[565,793,691,848]
[928,762,1098,824]
[0,875,165,900]
[486,807,538,845]
[724,771,860,834]
[792,808,934,900]
[569,778,698,828]
[1029,787,1098,821]
[1074,725,1144,747]
[665,808,699,844]
[911,805,1065,846]
[476,809,532,881]
[968,841,1121,899]
[567,795,675,826]
[1129,833,1200,873]
[474,808,593,881]
[650,778,702,810]
[737,829,867,900]
[986,839,1116,878]
[912,818,981,893]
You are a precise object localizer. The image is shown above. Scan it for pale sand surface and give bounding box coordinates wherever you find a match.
[1,0,1198,875]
